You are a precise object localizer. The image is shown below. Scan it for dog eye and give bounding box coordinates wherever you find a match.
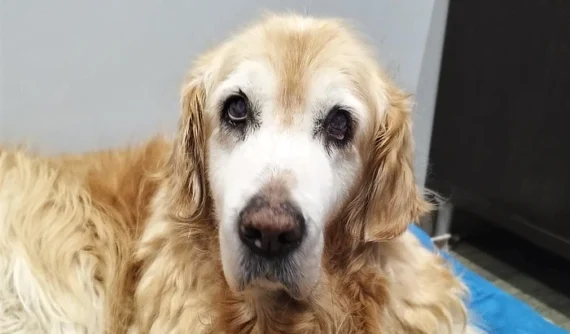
[324,108,351,143]
[224,95,249,122]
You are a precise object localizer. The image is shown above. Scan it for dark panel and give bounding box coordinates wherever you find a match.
[428,0,570,257]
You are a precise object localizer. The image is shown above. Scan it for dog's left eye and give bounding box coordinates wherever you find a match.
[324,107,352,143]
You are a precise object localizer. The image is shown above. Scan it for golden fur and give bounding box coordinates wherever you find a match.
[0,14,482,333]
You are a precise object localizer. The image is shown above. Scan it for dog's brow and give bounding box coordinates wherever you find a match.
[267,27,339,125]
[274,41,310,122]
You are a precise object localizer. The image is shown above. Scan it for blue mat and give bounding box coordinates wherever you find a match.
[409,225,569,334]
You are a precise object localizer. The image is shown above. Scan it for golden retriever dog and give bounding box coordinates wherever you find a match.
[0,14,484,334]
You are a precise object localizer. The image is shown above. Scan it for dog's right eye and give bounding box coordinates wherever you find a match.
[223,95,249,123]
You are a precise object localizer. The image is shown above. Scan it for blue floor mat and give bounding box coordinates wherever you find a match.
[409,225,569,334]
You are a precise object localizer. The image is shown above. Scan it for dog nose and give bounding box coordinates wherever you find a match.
[238,195,305,258]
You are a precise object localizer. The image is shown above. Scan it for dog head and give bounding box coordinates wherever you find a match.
[170,14,430,299]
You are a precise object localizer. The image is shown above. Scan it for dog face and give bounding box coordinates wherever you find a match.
[172,14,429,299]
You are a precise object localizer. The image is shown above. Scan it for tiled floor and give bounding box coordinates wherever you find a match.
[450,226,570,330]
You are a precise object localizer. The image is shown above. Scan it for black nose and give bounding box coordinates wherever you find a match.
[238,195,305,258]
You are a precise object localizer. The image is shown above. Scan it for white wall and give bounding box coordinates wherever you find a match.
[0,0,448,185]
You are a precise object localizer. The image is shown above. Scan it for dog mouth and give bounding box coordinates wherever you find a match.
[238,253,307,299]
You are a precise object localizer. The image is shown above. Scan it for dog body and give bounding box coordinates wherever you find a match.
[0,14,482,334]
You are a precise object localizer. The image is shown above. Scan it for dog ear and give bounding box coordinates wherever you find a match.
[347,83,431,243]
[167,71,209,218]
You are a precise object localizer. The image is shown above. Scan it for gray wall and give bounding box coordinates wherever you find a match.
[0,0,448,185]
[414,0,449,186]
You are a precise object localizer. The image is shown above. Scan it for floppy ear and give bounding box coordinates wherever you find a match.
[167,72,209,218]
[348,84,432,242]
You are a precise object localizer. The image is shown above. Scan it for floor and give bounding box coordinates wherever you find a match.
[447,216,570,330]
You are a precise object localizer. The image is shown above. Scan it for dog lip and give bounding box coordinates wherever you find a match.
[238,252,301,288]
